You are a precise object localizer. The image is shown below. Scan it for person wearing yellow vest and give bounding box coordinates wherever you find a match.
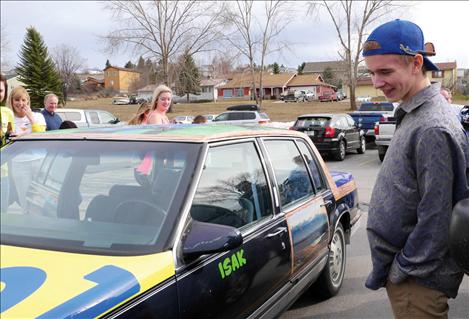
[1,74,15,147]
[9,86,46,135]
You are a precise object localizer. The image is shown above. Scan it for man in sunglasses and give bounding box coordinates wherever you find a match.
[363,19,469,318]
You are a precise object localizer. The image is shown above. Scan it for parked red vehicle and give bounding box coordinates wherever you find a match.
[319,92,338,102]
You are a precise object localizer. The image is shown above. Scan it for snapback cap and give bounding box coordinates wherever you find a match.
[363,19,439,71]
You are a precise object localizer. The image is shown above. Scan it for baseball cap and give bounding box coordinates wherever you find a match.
[363,19,439,71]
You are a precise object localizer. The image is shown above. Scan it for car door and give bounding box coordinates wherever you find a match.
[261,138,330,277]
[344,114,361,148]
[177,140,292,319]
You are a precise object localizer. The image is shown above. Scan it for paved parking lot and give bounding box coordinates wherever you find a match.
[281,147,469,319]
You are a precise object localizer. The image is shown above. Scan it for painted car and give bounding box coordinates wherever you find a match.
[0,124,361,318]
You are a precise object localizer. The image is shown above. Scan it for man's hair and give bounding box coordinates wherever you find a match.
[192,115,207,124]
[44,93,58,104]
[399,55,427,75]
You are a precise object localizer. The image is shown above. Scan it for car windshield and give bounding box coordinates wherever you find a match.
[295,117,331,128]
[359,102,394,111]
[1,140,201,255]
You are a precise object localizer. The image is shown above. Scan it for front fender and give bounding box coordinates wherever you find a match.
[331,203,351,244]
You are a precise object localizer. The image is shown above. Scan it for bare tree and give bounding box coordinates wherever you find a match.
[309,0,408,110]
[52,44,86,105]
[258,1,292,105]
[222,1,258,102]
[103,0,225,86]
[1,24,11,70]
[222,1,292,106]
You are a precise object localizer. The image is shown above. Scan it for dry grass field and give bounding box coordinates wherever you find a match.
[66,98,357,123]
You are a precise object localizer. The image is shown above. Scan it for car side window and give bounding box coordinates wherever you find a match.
[345,115,356,126]
[190,142,273,230]
[89,112,99,124]
[243,112,256,120]
[263,140,314,207]
[99,111,116,124]
[296,139,327,193]
[227,112,244,121]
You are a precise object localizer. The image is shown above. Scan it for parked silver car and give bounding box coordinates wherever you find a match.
[55,108,122,128]
[212,111,270,125]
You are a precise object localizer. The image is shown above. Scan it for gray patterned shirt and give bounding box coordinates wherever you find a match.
[366,83,469,298]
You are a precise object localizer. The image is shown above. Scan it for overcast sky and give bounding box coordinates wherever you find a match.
[1,1,468,72]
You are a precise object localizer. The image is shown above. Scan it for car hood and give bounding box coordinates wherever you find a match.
[330,170,354,187]
[0,244,175,318]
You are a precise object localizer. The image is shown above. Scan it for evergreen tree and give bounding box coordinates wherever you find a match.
[175,52,201,102]
[297,62,305,75]
[16,27,62,107]
[322,66,334,84]
[124,60,135,69]
[105,59,111,68]
[273,62,280,74]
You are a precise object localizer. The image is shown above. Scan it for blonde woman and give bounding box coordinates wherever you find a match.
[128,102,151,125]
[9,86,46,135]
[147,84,172,124]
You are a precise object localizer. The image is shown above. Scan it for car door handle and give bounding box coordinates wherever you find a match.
[266,227,287,238]
[321,200,332,207]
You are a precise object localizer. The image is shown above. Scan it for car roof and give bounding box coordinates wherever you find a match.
[297,113,344,118]
[17,124,303,143]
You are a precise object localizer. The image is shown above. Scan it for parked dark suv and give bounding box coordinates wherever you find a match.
[291,113,366,161]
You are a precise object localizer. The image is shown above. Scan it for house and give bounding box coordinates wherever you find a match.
[427,62,457,90]
[136,84,157,102]
[82,76,105,91]
[5,74,26,94]
[217,73,295,100]
[286,73,335,97]
[352,76,383,99]
[200,78,226,101]
[456,68,469,95]
[303,60,349,83]
[103,66,141,94]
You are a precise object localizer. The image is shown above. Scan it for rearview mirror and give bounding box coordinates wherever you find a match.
[449,198,469,274]
[182,220,243,262]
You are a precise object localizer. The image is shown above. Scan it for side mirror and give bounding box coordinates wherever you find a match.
[109,118,120,124]
[449,198,469,274]
[182,220,243,262]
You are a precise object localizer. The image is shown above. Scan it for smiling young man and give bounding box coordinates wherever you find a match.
[363,19,469,318]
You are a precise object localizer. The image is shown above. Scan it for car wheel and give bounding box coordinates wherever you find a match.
[314,223,346,298]
[378,146,387,162]
[357,136,366,154]
[334,140,346,161]
[379,152,385,162]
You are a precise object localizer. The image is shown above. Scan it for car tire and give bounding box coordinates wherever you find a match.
[357,136,366,154]
[378,145,387,162]
[334,140,346,161]
[314,223,346,298]
[379,152,385,162]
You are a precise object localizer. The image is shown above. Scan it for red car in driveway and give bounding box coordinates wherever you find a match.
[319,92,338,102]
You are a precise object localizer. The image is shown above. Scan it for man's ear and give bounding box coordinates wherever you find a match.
[412,54,424,74]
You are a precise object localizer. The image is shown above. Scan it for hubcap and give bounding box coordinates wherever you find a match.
[340,142,345,158]
[329,231,344,284]
[361,138,366,151]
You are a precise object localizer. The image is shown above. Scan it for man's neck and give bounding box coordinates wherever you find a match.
[402,76,431,102]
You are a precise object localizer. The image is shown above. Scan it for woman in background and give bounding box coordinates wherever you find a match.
[147,84,172,125]
[9,86,46,135]
[128,102,151,125]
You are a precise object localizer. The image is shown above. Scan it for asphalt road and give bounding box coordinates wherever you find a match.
[280,147,469,319]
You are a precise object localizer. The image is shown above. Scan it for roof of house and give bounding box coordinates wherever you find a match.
[218,73,295,89]
[200,78,226,87]
[435,62,457,70]
[355,76,373,86]
[287,74,331,87]
[303,60,348,73]
[103,65,141,73]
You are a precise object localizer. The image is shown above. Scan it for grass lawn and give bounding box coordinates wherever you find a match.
[66,98,357,123]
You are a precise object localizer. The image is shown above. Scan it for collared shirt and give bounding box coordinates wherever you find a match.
[366,83,469,298]
[41,109,62,131]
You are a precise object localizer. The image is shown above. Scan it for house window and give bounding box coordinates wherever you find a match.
[432,71,443,78]
[235,88,244,97]
[223,89,233,98]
